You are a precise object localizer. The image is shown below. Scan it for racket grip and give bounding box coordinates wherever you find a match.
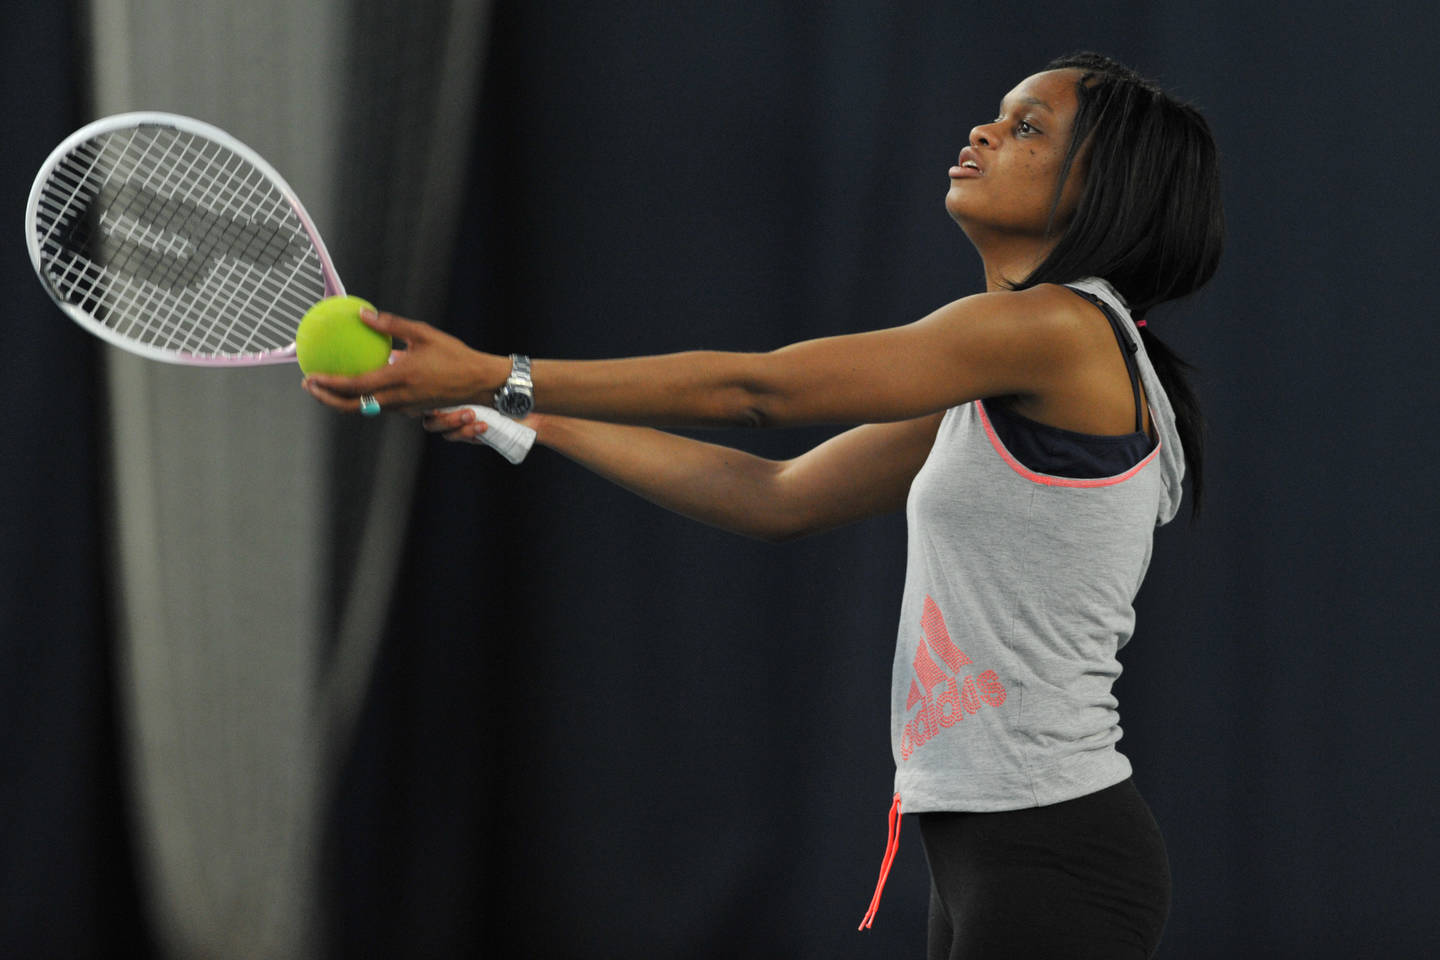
[436,405,536,464]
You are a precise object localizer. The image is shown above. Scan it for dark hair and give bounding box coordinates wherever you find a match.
[1011,52,1223,517]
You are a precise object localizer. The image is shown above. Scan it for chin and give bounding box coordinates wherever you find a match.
[944,186,966,223]
[944,190,978,231]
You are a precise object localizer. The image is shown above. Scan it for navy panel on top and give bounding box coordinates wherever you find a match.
[981,400,1153,479]
[980,287,1154,480]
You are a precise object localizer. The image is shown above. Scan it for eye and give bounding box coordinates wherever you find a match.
[1017,120,1038,135]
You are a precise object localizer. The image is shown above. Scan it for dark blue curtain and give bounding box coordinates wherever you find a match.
[1,3,151,957]
[9,2,1439,957]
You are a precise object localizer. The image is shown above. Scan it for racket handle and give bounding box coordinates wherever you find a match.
[436,405,536,464]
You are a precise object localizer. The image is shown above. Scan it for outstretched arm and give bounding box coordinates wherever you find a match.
[304,284,1094,428]
[425,408,945,542]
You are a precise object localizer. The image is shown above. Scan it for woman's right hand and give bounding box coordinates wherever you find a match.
[304,310,508,417]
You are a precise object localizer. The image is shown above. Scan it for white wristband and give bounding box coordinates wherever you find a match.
[435,405,536,464]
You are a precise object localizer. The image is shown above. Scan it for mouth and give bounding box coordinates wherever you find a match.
[948,147,982,179]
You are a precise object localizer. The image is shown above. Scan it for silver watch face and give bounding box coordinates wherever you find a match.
[498,387,533,417]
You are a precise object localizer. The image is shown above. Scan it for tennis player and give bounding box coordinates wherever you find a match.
[305,52,1223,959]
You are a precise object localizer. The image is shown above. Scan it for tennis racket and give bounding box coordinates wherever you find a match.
[26,111,533,462]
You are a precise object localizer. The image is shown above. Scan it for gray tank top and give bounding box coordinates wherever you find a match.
[890,277,1186,812]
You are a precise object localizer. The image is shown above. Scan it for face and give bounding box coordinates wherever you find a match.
[945,69,1087,243]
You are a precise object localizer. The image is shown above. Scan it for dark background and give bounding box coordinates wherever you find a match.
[5,1,1438,957]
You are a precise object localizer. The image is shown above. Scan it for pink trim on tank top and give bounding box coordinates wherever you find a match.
[975,400,1161,488]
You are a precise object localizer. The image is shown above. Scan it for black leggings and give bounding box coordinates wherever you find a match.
[918,778,1170,960]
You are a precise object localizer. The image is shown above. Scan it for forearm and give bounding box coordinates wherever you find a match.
[529,413,804,541]
[521,291,1057,428]
[526,331,938,429]
[530,351,772,428]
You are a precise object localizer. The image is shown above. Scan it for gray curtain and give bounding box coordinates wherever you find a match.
[84,1,490,956]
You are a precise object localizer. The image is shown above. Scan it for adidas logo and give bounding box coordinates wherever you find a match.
[900,595,1007,761]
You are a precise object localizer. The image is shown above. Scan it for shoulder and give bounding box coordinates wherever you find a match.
[922,283,1103,362]
[899,283,1120,404]
[969,282,1096,326]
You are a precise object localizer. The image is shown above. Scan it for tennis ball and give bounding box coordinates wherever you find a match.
[295,295,392,376]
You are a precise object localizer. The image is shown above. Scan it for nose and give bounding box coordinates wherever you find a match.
[967,120,1002,150]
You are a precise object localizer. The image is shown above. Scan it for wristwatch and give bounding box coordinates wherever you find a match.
[493,354,534,417]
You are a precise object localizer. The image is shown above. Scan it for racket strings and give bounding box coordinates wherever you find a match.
[126,130,322,354]
[37,139,314,357]
[33,124,328,358]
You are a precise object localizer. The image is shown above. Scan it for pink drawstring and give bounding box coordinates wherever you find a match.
[858,793,902,931]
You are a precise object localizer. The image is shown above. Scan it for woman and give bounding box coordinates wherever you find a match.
[306,52,1222,959]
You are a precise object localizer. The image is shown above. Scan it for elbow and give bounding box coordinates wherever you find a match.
[697,392,772,429]
[720,353,785,429]
[733,460,814,543]
[712,382,774,429]
[742,521,806,544]
[750,473,819,544]
[756,523,814,545]
[736,401,772,430]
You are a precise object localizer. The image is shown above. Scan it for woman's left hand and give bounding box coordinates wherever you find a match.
[301,309,505,416]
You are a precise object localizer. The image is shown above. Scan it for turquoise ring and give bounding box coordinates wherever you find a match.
[359,394,381,417]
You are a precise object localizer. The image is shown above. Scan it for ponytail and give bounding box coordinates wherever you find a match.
[1138,327,1205,517]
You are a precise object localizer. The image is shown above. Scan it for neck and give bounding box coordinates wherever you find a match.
[965,229,1058,292]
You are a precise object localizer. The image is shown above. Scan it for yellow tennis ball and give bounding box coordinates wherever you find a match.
[295,295,392,376]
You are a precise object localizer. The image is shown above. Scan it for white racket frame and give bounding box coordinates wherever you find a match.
[27,112,537,462]
[25,111,343,366]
